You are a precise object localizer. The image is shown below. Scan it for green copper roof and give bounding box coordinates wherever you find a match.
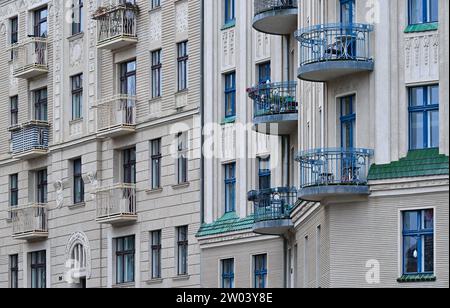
[368,149,449,181]
[404,22,438,33]
[197,212,255,238]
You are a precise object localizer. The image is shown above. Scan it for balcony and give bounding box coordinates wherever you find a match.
[297,148,374,202]
[248,81,298,135]
[96,95,137,138]
[296,23,374,82]
[253,0,298,35]
[9,121,50,160]
[10,37,48,79]
[93,1,139,50]
[95,184,137,226]
[10,204,48,241]
[248,187,297,235]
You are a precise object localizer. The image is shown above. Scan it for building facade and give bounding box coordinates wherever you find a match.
[198,0,449,288]
[0,0,202,288]
[0,0,448,289]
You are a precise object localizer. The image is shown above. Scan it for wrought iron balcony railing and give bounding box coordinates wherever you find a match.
[296,23,373,66]
[9,121,50,159]
[248,81,298,119]
[254,0,298,16]
[248,187,297,223]
[95,184,137,223]
[10,204,48,239]
[96,94,137,136]
[10,37,48,78]
[297,148,374,189]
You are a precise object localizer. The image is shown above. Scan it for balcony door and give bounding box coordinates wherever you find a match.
[33,7,48,37]
[120,60,136,125]
[123,147,136,184]
[340,95,357,183]
[340,0,355,24]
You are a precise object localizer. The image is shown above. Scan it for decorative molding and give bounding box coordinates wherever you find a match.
[65,231,92,279]
[404,32,439,84]
[53,180,64,208]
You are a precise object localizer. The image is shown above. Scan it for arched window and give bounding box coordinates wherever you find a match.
[65,232,91,287]
[70,243,87,276]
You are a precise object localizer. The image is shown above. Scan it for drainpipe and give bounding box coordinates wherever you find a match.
[283,237,288,288]
[200,0,205,225]
[284,35,290,82]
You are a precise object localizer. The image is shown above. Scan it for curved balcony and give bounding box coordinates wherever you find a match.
[248,81,298,135]
[296,23,374,82]
[95,184,137,226]
[248,187,297,235]
[93,1,139,50]
[253,0,298,35]
[297,148,374,202]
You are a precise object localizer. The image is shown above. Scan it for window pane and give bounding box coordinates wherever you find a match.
[403,211,419,231]
[410,87,424,107]
[423,235,434,273]
[410,0,423,24]
[423,209,434,229]
[429,85,439,105]
[410,112,424,150]
[428,110,439,148]
[404,236,418,274]
[429,0,438,22]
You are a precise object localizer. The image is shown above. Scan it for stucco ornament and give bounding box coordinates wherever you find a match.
[65,231,92,280]
[54,180,64,208]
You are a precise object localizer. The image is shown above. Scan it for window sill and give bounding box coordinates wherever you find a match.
[175,89,189,96]
[397,274,436,283]
[146,278,164,285]
[404,22,438,33]
[67,32,84,41]
[221,117,236,125]
[68,202,86,210]
[222,21,236,31]
[148,6,162,13]
[69,118,83,125]
[172,182,190,190]
[112,282,135,288]
[172,275,190,282]
[146,187,163,195]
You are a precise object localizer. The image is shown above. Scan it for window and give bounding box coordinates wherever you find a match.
[30,250,46,288]
[69,243,87,288]
[115,236,135,284]
[10,16,18,60]
[177,132,188,184]
[224,72,236,119]
[116,235,135,284]
[177,41,188,91]
[72,0,84,35]
[340,95,356,149]
[224,0,235,24]
[34,7,48,37]
[151,0,161,10]
[10,96,18,127]
[151,50,162,98]
[9,174,19,219]
[409,85,439,150]
[9,254,18,289]
[71,74,83,120]
[258,157,271,190]
[151,139,162,189]
[151,230,162,279]
[224,163,236,213]
[254,254,267,288]
[221,259,234,288]
[73,158,84,204]
[408,0,438,25]
[120,60,137,96]
[340,0,355,24]
[34,88,48,122]
[123,148,136,184]
[258,62,271,84]
[177,226,188,276]
[37,169,48,204]
[402,209,434,275]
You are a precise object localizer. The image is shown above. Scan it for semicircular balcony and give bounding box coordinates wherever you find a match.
[248,81,298,135]
[248,187,297,236]
[296,23,374,82]
[253,0,298,35]
[297,148,374,202]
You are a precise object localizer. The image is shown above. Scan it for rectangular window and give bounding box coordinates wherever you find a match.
[151,139,162,189]
[10,96,18,127]
[34,88,48,122]
[73,158,84,204]
[258,157,271,190]
[9,174,19,219]
[151,230,162,279]
[9,254,18,289]
[224,72,236,119]
[177,41,188,91]
[120,60,137,96]
[409,85,439,150]
[177,226,188,276]
[72,0,84,35]
[340,0,355,24]
[34,7,48,37]
[408,0,438,25]
[151,50,162,98]
[402,209,434,275]
[36,169,47,204]
[30,250,46,288]
[115,235,135,284]
[10,16,18,60]
[177,132,188,184]
[258,62,271,84]
[71,74,83,120]
[254,254,267,288]
[224,0,235,24]
[340,95,356,149]
[221,258,234,288]
[123,147,136,184]
[224,163,236,213]
[151,0,161,10]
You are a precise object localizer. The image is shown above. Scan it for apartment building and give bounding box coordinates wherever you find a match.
[198,0,449,288]
[0,0,201,288]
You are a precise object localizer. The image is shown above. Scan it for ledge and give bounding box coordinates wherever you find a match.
[172,275,190,282]
[146,187,163,195]
[404,22,438,33]
[172,182,190,190]
[146,278,164,285]
[222,21,236,30]
[397,274,436,283]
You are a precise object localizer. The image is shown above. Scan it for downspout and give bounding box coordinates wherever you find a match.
[200,0,205,225]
